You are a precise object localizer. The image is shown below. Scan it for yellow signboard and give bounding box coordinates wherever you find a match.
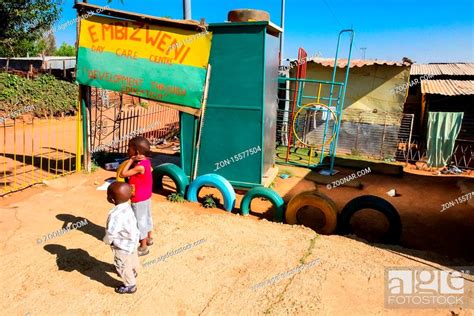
[77,15,212,108]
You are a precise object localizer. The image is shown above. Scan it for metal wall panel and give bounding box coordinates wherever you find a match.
[263,33,280,174]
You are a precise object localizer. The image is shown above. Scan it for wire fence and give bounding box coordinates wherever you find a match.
[277,107,473,169]
[397,136,473,169]
[396,115,474,169]
[450,139,473,169]
[90,88,179,155]
[332,112,413,161]
[276,108,414,162]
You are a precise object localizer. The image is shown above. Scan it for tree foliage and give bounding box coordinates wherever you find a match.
[55,42,75,56]
[0,0,62,57]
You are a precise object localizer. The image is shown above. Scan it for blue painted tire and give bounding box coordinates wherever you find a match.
[187,174,236,211]
[152,163,189,196]
[241,187,285,222]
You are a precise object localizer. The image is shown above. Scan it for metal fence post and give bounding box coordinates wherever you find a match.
[406,114,414,164]
[354,113,361,153]
[380,115,387,158]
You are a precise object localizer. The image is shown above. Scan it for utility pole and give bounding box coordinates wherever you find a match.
[183,0,191,20]
[360,47,367,60]
[279,0,286,63]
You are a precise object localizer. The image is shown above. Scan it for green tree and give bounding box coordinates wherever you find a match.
[0,0,62,57]
[55,42,75,56]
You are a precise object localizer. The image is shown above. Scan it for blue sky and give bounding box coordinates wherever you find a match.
[55,0,473,63]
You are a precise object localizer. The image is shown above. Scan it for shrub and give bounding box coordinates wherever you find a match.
[0,73,78,118]
[167,193,185,203]
[201,194,219,208]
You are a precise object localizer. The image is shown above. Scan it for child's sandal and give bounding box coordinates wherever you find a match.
[146,237,154,246]
[115,284,137,294]
[137,246,149,257]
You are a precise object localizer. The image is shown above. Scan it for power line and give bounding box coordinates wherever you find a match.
[320,0,343,28]
[360,47,367,60]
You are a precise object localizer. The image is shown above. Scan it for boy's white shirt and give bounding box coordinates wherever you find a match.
[104,202,140,254]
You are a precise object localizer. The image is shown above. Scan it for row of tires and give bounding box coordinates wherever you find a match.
[286,191,402,244]
[152,163,402,244]
[152,163,285,222]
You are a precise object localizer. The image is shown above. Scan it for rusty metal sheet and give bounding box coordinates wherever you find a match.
[421,79,474,96]
[301,58,408,68]
[411,63,474,76]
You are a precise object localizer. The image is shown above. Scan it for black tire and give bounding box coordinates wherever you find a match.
[339,195,402,244]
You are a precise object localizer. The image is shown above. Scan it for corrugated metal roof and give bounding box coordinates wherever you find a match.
[304,58,408,68]
[421,79,474,96]
[411,63,474,76]
[0,56,75,61]
[0,57,76,70]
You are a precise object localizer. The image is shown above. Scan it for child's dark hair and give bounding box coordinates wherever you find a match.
[129,136,151,156]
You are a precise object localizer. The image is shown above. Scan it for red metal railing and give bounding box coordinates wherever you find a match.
[285,48,308,162]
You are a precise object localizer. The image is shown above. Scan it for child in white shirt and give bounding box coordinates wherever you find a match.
[104,182,140,294]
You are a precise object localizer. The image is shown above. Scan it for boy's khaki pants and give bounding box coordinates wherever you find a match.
[113,247,139,287]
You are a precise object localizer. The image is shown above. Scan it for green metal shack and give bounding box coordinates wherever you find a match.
[180,21,282,188]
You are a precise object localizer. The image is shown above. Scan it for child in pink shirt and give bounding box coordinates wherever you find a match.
[120,136,153,256]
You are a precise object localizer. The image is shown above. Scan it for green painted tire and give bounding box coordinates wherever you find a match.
[152,163,189,196]
[240,187,285,222]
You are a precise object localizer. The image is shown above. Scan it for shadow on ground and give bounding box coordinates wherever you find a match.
[279,166,474,267]
[56,214,105,242]
[44,244,120,288]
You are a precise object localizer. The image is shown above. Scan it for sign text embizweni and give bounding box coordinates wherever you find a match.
[86,21,192,64]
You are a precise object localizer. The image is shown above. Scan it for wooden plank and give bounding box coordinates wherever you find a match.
[154,101,201,117]
[74,2,206,31]
[262,166,279,188]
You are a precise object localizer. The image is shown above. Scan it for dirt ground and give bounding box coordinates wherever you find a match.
[1,162,473,315]
[270,165,474,263]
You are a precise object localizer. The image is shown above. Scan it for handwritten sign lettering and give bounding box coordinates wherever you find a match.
[76,16,212,109]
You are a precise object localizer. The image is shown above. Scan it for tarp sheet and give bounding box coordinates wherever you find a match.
[297,64,411,124]
[427,112,464,168]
